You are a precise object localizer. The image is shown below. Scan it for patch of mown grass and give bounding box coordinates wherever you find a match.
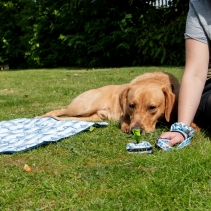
[0,67,211,211]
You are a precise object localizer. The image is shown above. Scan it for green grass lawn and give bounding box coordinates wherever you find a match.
[0,67,211,211]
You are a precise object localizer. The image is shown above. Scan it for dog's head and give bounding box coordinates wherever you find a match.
[119,79,176,133]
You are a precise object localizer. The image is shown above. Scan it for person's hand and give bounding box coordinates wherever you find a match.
[159,131,185,147]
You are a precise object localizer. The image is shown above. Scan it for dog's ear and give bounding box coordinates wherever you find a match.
[119,88,129,116]
[162,86,176,122]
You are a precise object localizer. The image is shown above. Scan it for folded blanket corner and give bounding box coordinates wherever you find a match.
[0,117,108,154]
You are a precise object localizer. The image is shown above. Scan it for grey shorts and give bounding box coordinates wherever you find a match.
[184,0,211,44]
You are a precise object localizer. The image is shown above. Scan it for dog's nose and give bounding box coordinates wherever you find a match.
[131,126,143,134]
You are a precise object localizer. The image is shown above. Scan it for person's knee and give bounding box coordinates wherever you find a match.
[194,91,211,129]
[205,94,211,117]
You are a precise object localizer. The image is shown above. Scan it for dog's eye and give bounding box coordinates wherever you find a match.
[148,106,156,112]
[129,104,135,109]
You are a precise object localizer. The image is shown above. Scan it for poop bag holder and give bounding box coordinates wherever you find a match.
[126,128,153,154]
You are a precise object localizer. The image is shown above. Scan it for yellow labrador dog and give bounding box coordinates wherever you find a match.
[38,72,180,133]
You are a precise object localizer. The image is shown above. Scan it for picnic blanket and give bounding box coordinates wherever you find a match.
[0,117,108,154]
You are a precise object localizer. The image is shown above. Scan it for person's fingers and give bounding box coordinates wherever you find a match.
[159,132,174,139]
[168,138,182,147]
[159,132,185,147]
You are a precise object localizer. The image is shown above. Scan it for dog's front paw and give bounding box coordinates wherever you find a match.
[121,124,130,133]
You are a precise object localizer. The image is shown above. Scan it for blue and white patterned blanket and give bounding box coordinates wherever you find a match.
[0,117,108,154]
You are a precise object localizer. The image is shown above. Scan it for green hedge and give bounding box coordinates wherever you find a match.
[0,0,189,68]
